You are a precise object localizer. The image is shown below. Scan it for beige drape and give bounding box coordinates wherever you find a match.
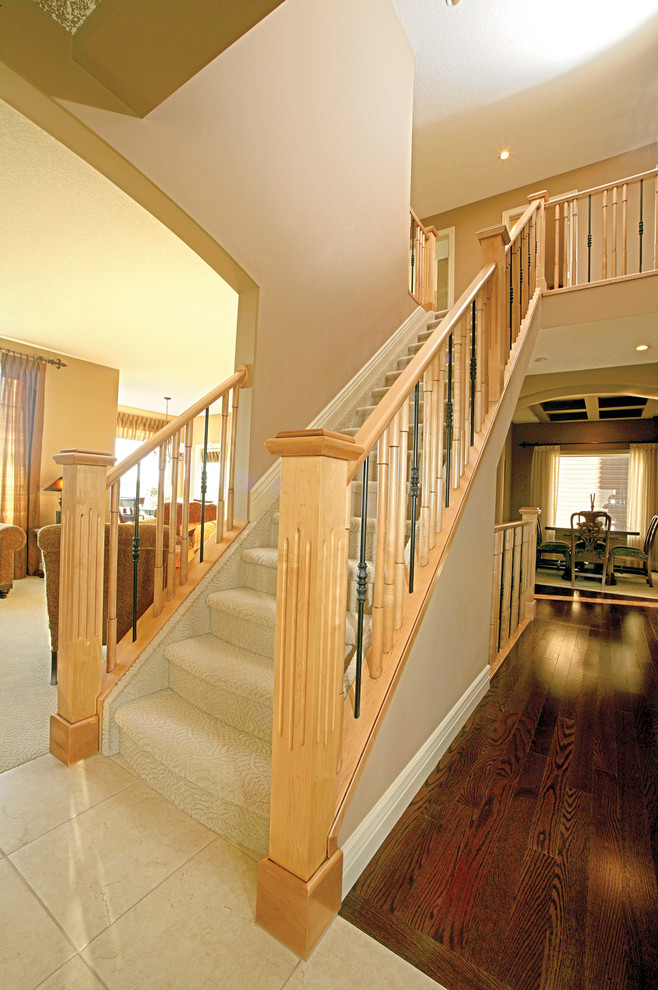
[627,443,658,567]
[117,411,168,441]
[529,444,560,530]
[0,352,46,577]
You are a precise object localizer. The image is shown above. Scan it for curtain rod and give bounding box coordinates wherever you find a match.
[518,440,631,448]
[0,346,67,369]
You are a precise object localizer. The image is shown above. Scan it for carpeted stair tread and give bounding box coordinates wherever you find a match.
[207,587,277,627]
[241,546,278,570]
[115,689,271,818]
[165,633,274,701]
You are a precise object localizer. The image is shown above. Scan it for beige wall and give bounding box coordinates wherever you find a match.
[52,0,415,484]
[423,144,658,294]
[1,336,119,525]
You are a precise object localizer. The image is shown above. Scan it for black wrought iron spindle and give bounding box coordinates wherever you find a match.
[587,195,592,283]
[519,232,524,319]
[445,335,453,508]
[354,459,369,719]
[508,256,513,347]
[409,383,420,593]
[410,218,416,294]
[528,228,532,296]
[470,298,476,447]
[132,463,141,641]
[200,407,209,562]
[639,179,644,273]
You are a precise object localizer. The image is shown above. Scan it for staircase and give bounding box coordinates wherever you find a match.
[107,311,442,857]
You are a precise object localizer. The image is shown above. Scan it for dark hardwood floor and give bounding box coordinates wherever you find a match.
[340,598,658,990]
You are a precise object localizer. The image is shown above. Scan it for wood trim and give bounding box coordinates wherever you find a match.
[547,168,658,207]
[266,430,363,461]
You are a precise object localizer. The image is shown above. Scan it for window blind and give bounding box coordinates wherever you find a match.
[555,452,629,529]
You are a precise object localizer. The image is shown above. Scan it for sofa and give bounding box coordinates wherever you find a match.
[37,522,168,683]
[162,501,217,557]
[0,523,26,598]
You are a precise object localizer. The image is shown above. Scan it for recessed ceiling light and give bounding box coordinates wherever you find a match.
[445,0,460,6]
[499,150,510,161]
[636,344,650,351]
[534,356,547,362]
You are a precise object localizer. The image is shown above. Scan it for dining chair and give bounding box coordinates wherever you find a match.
[535,518,571,571]
[608,514,658,587]
[568,510,612,590]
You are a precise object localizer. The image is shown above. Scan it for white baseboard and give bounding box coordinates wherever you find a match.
[248,306,430,522]
[340,664,490,898]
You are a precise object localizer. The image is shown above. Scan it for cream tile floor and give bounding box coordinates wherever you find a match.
[0,754,442,990]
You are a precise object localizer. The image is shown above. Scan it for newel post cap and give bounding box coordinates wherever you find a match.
[265,430,364,461]
[53,449,115,468]
[520,506,541,518]
[476,223,511,246]
[527,189,549,204]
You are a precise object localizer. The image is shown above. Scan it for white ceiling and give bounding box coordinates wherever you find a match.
[393,0,658,217]
[0,98,238,415]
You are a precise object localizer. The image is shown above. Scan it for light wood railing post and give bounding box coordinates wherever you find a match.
[476,224,510,403]
[520,507,540,621]
[257,429,363,959]
[50,448,115,766]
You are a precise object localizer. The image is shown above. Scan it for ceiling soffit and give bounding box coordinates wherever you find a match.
[3,0,287,117]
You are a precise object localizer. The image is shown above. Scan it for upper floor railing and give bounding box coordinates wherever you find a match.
[49,366,248,767]
[489,509,539,676]
[547,167,658,289]
[409,209,438,311]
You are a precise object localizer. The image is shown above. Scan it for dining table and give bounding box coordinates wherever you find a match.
[549,526,640,583]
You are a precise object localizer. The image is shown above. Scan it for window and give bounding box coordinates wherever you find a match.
[555,452,629,530]
[115,437,161,504]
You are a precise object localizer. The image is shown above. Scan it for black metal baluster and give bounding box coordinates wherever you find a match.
[409,384,420,593]
[200,408,209,562]
[445,335,453,508]
[639,179,644,273]
[410,218,416,294]
[528,227,532,296]
[132,463,141,641]
[519,231,524,320]
[354,459,369,719]
[587,195,592,283]
[508,255,513,348]
[470,298,476,447]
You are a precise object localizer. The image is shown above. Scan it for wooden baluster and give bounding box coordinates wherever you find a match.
[554,203,560,289]
[383,412,400,651]
[368,430,389,678]
[106,483,120,672]
[461,316,470,468]
[527,191,548,292]
[418,368,433,565]
[475,291,485,434]
[476,224,510,404]
[611,186,618,278]
[499,527,514,650]
[489,528,503,663]
[217,392,229,541]
[153,442,167,616]
[510,527,522,634]
[571,199,578,285]
[50,448,115,765]
[435,347,446,534]
[166,431,180,599]
[394,400,410,630]
[654,174,658,270]
[452,322,463,487]
[622,183,628,276]
[520,507,539,621]
[429,355,440,541]
[562,201,569,287]
[602,188,608,280]
[227,386,240,531]
[179,422,192,585]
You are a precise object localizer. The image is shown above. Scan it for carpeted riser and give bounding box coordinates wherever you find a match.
[241,559,277,596]
[118,733,269,857]
[209,610,275,660]
[170,666,273,744]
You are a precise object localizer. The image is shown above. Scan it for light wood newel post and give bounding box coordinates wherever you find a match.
[528,191,548,290]
[520,507,540,621]
[50,448,115,765]
[476,224,510,403]
[257,429,363,959]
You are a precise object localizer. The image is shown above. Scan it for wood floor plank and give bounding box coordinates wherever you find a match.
[569,648,598,793]
[529,717,577,857]
[495,848,556,989]
[594,676,618,775]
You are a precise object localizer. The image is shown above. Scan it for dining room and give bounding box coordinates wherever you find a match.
[502,385,658,603]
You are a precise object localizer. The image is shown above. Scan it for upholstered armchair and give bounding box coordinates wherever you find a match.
[0,523,26,598]
[37,523,168,683]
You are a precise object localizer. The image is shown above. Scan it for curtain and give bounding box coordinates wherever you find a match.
[530,444,560,531]
[117,411,167,442]
[0,352,46,577]
[627,443,658,567]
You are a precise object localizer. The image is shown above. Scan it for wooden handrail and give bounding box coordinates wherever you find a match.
[106,366,248,487]
[507,199,540,249]
[548,167,658,207]
[349,263,495,482]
